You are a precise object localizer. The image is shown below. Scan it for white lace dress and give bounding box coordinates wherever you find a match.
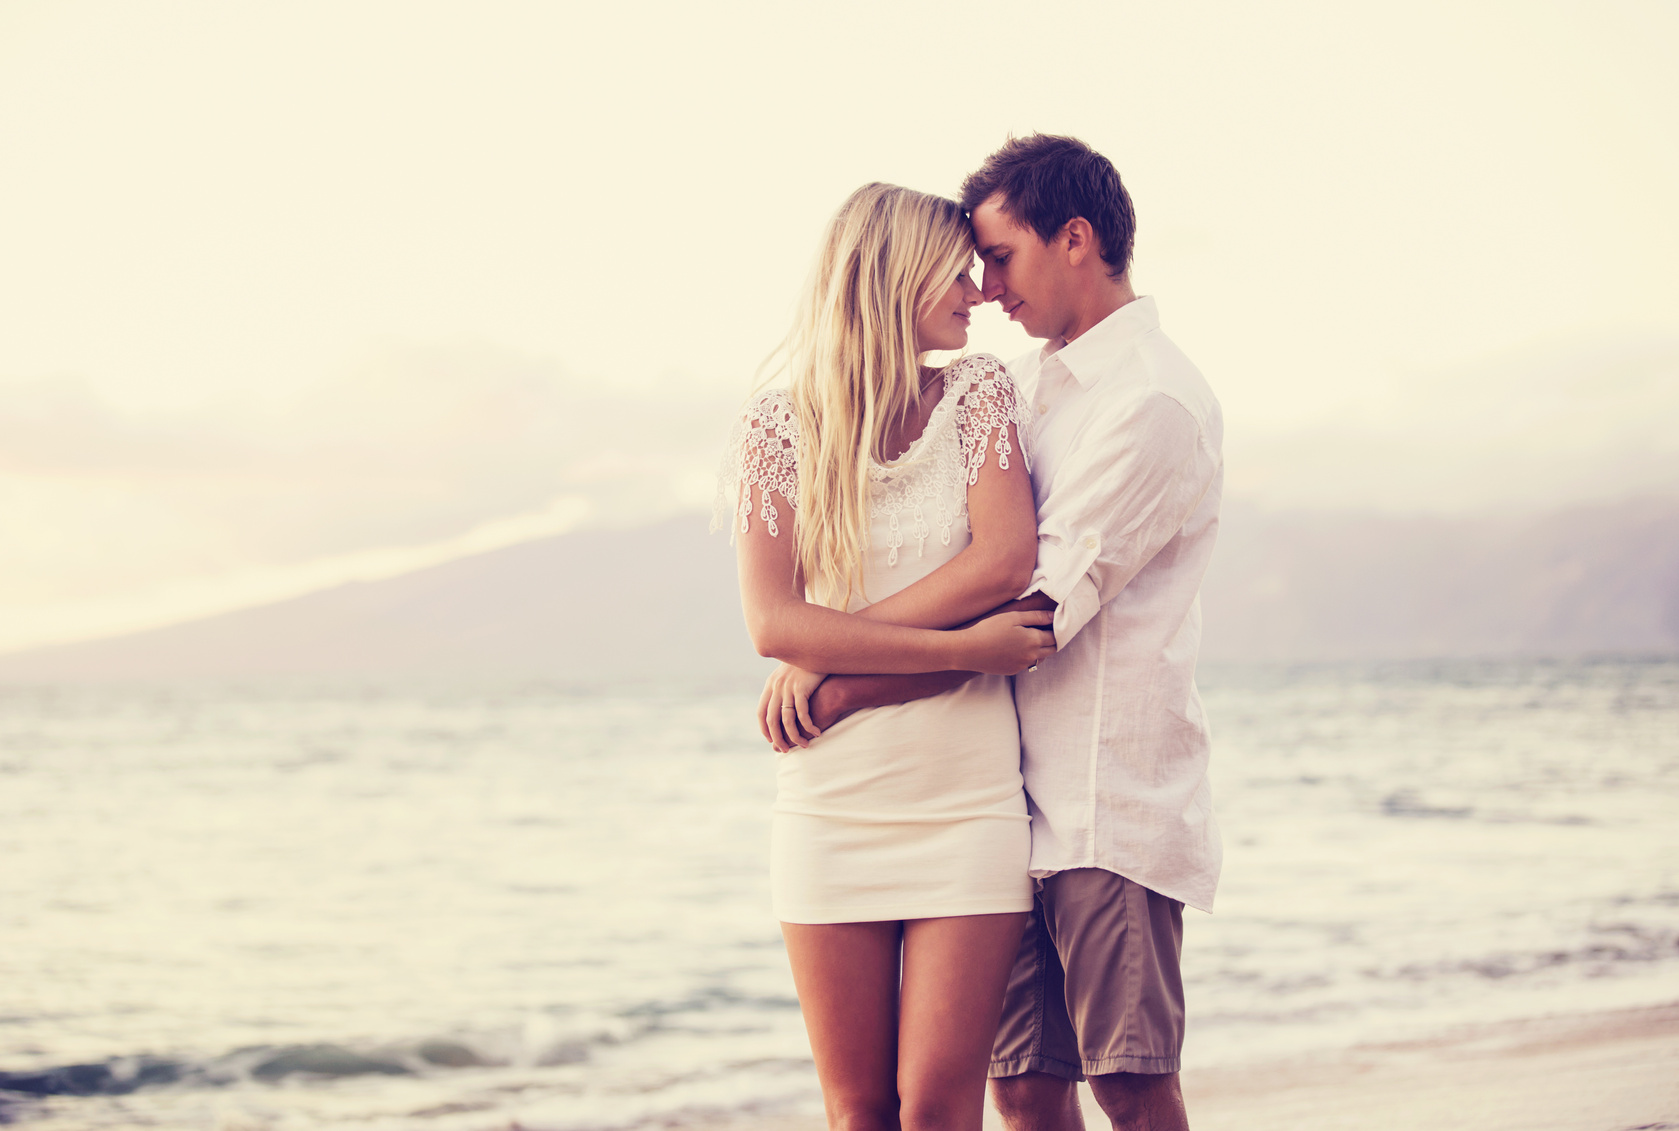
[717,353,1035,923]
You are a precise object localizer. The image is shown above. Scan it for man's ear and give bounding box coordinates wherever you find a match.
[1063,217,1096,268]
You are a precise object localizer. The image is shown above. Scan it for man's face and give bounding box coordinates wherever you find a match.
[971,194,1072,342]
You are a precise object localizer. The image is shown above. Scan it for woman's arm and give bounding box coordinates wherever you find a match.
[753,411,1038,750]
[735,482,1050,677]
[810,593,1059,731]
[791,593,1054,748]
[729,369,1050,748]
[852,415,1037,630]
[753,364,1046,749]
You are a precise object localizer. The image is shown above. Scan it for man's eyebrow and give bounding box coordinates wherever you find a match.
[978,242,1007,258]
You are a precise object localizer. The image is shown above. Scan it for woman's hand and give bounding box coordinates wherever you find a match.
[954,609,1057,675]
[759,663,829,753]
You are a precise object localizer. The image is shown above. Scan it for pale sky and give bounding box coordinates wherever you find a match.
[2,0,1676,651]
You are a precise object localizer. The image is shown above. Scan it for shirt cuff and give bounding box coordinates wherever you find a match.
[1048,575,1100,649]
[1028,533,1103,649]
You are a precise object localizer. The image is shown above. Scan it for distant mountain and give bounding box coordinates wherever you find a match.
[0,516,771,689]
[1,499,1674,686]
[1202,497,1679,661]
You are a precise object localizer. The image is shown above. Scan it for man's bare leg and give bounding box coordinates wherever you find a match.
[990,1072,1082,1131]
[992,1071,1187,1131]
[1087,1071,1187,1131]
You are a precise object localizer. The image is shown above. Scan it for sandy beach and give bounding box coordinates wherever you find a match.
[714,1003,1679,1131]
[1177,1002,1679,1131]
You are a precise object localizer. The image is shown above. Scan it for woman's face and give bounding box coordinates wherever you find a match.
[914,263,982,353]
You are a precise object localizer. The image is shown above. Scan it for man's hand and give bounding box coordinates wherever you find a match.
[758,663,827,753]
[802,677,846,731]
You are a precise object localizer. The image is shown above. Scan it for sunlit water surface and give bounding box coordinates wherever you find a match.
[2,659,1676,1129]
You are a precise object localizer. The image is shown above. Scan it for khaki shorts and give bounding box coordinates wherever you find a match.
[989,868,1185,1079]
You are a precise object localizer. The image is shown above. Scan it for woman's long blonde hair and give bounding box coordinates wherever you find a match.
[760,183,975,609]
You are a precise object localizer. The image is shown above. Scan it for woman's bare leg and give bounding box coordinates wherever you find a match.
[782,920,905,1131]
[897,913,1030,1131]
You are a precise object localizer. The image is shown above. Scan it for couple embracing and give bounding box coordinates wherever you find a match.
[716,134,1222,1131]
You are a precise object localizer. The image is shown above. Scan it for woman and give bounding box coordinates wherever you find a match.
[716,183,1053,1131]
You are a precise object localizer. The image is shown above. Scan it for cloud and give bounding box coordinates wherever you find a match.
[4,335,1676,653]
[1229,336,1679,513]
[0,343,743,650]
[0,375,257,475]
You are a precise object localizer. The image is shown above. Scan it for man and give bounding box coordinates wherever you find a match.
[810,134,1222,1131]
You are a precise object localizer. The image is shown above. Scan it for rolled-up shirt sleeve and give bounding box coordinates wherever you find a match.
[1027,390,1218,649]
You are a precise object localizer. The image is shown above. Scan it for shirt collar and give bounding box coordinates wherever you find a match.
[1037,295,1159,388]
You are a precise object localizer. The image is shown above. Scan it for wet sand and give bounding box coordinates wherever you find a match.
[701,1002,1679,1131]
[1177,1002,1679,1131]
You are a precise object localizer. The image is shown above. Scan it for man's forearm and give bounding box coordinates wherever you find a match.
[809,670,976,731]
[808,592,1059,731]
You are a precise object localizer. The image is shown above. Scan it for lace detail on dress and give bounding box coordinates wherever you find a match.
[948,352,1034,486]
[869,446,961,566]
[710,358,1031,574]
[712,390,800,541]
[867,353,1032,567]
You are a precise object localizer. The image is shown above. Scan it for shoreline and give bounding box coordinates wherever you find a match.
[1177,1000,1679,1130]
[677,1001,1679,1131]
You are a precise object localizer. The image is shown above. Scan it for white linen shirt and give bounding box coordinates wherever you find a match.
[1012,296,1224,912]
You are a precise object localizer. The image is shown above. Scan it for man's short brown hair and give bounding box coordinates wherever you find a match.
[960,134,1136,279]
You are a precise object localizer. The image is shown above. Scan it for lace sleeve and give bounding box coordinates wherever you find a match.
[712,390,800,542]
[948,353,1033,486]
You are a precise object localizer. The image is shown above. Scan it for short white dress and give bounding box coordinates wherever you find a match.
[717,353,1035,924]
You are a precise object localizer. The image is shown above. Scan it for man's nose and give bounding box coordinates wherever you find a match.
[981,266,1005,302]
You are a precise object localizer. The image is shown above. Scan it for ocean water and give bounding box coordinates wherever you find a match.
[1,659,1676,1129]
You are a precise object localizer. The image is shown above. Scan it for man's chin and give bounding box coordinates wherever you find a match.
[1008,309,1048,341]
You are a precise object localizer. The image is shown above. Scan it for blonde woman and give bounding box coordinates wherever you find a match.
[717,183,1055,1131]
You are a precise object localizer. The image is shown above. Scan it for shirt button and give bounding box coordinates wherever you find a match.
[1037,403,1048,414]
[1084,536,1098,550]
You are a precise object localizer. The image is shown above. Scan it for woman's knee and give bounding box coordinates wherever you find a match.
[897,1072,989,1131]
[896,1090,962,1131]
[823,1091,899,1131]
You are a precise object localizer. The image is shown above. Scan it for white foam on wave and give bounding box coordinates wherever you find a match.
[1,662,1675,1128]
